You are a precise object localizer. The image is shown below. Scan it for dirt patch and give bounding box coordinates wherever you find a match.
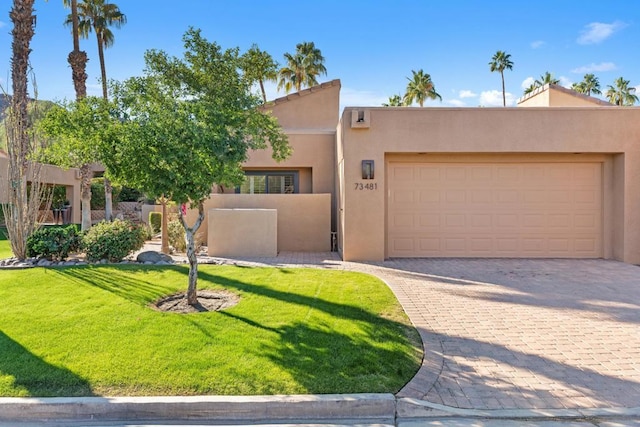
[153,289,240,313]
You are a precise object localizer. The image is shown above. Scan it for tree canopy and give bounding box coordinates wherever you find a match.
[106,28,290,304]
[403,69,441,107]
[605,77,638,106]
[277,41,327,93]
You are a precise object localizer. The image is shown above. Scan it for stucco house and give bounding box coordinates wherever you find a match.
[4,80,640,266]
[203,81,640,265]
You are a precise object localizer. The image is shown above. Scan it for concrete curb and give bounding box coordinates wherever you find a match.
[0,393,396,424]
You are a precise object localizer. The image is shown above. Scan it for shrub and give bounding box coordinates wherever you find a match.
[82,220,146,263]
[26,225,81,261]
[168,219,186,253]
[168,219,204,254]
[149,212,162,234]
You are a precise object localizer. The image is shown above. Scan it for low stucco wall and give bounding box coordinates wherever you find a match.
[208,209,277,257]
[200,194,331,252]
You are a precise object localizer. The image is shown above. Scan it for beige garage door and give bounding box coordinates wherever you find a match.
[387,162,602,258]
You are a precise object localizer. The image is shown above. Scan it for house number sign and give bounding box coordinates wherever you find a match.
[354,182,378,190]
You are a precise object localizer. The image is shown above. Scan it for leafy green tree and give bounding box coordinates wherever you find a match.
[107,28,290,305]
[382,94,403,107]
[403,69,441,107]
[65,0,126,222]
[489,50,513,107]
[37,96,115,231]
[277,41,327,93]
[572,73,601,96]
[605,77,638,106]
[240,44,278,103]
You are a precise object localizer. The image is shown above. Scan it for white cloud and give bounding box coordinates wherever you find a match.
[530,40,545,49]
[571,62,617,73]
[577,21,626,45]
[479,90,515,107]
[559,76,573,88]
[459,90,477,98]
[521,77,535,90]
[448,99,466,107]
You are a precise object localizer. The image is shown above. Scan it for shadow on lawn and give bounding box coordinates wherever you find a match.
[193,269,422,393]
[0,331,93,396]
[50,264,178,305]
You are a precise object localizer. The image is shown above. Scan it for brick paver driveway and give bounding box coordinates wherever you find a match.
[370,259,640,410]
[195,252,640,411]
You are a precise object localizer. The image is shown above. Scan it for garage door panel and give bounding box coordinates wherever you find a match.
[388,162,602,258]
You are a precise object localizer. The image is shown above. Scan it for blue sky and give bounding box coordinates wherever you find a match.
[0,0,638,109]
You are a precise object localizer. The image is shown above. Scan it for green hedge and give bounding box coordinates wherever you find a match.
[26,225,81,261]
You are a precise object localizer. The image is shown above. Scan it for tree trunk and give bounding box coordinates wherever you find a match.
[97,37,108,100]
[501,72,506,107]
[180,202,204,306]
[104,176,113,221]
[68,0,87,99]
[80,164,92,231]
[4,0,37,260]
[160,198,169,254]
[259,79,266,103]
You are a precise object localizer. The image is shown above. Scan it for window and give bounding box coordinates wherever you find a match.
[238,171,299,194]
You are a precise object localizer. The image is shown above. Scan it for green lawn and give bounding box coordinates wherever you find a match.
[0,229,11,259]
[0,264,422,397]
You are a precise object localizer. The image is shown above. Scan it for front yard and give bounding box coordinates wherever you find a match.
[0,264,422,397]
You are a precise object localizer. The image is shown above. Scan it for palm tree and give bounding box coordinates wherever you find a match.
[605,77,639,106]
[66,0,126,101]
[489,50,513,107]
[523,72,560,96]
[572,73,601,96]
[403,69,441,107]
[277,41,327,93]
[382,94,403,107]
[535,71,560,87]
[65,0,125,222]
[240,44,278,103]
[62,0,92,230]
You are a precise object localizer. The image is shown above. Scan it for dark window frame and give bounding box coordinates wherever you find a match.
[236,171,299,194]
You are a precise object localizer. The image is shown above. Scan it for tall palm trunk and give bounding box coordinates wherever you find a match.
[68,0,92,230]
[97,37,114,221]
[5,0,37,259]
[501,71,506,107]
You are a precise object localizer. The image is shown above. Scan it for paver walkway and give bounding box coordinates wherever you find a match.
[198,251,640,411]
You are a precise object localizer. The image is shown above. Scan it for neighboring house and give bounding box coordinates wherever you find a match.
[0,150,82,223]
[203,81,640,265]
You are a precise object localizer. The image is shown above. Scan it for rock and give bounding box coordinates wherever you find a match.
[37,258,51,267]
[136,251,173,264]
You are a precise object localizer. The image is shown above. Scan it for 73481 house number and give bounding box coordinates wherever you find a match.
[355,182,378,190]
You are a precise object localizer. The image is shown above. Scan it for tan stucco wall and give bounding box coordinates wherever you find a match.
[244,133,335,195]
[262,80,340,130]
[0,157,82,224]
[199,194,331,252]
[208,209,277,257]
[338,107,640,263]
